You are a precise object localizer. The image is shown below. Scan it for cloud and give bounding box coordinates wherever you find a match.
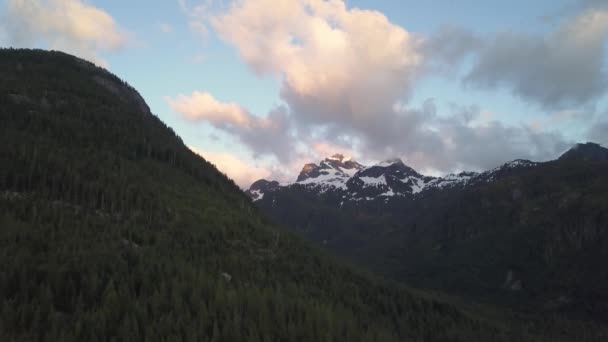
[588,111,608,146]
[1,0,128,66]
[167,92,296,162]
[589,122,608,145]
[189,146,273,188]
[465,8,608,110]
[422,26,482,73]
[160,23,174,33]
[350,101,569,172]
[171,0,571,177]
[579,0,608,11]
[212,0,424,128]
[189,21,209,39]
[178,0,226,40]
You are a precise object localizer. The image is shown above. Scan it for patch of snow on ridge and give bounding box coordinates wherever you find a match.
[379,189,397,197]
[250,190,264,201]
[327,154,352,162]
[505,160,536,168]
[442,173,475,184]
[296,172,348,191]
[410,178,427,194]
[375,159,402,167]
[360,175,387,187]
[339,167,359,177]
[486,159,536,174]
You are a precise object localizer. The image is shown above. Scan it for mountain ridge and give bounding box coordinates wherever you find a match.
[248,142,608,204]
[247,154,548,204]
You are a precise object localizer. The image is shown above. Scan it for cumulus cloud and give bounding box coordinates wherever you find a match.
[167,92,296,162]
[1,0,128,66]
[171,0,573,177]
[465,8,608,110]
[160,23,174,33]
[189,146,274,188]
[212,0,424,127]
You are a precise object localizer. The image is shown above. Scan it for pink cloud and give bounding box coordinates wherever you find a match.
[4,0,129,67]
[189,146,273,188]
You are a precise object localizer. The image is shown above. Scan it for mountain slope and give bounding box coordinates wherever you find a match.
[248,145,608,323]
[0,48,569,341]
[559,142,608,162]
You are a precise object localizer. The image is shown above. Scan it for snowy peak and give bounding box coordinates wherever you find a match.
[347,158,427,200]
[297,163,324,182]
[296,155,363,183]
[322,155,364,174]
[326,153,350,162]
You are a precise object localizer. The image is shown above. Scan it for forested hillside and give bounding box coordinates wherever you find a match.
[0,48,584,341]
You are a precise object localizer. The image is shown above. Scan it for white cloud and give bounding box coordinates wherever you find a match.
[212,0,424,127]
[1,0,129,67]
[175,0,573,178]
[167,92,296,161]
[160,23,174,33]
[189,146,273,188]
[168,91,252,126]
[178,0,225,40]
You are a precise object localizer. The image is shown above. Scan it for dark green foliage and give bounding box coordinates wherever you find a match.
[0,48,578,341]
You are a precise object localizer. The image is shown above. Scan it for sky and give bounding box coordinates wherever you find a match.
[1,0,608,187]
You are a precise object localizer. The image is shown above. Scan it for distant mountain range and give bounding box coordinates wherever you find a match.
[247,142,608,322]
[248,143,606,205]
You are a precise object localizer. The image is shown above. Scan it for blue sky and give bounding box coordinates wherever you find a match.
[1,0,607,187]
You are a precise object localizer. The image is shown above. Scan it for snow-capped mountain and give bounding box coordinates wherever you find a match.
[294,154,364,192]
[246,154,539,204]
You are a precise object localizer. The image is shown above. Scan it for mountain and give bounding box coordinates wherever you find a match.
[248,144,608,323]
[559,142,608,162]
[4,48,590,341]
[247,154,537,207]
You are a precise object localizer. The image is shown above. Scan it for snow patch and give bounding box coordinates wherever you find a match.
[410,177,427,194]
[296,171,348,191]
[360,175,387,187]
[379,189,396,197]
[250,190,264,201]
[339,166,359,177]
